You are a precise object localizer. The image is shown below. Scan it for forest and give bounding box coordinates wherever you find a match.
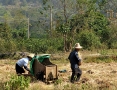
[0,0,117,55]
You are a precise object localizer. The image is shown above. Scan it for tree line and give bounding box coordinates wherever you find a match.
[0,0,117,54]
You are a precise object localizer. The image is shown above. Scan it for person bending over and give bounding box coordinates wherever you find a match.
[15,54,34,74]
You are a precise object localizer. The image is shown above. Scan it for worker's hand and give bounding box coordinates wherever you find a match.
[28,71,31,74]
[78,61,82,66]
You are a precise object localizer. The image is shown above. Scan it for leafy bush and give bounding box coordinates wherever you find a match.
[0,39,17,53]
[4,75,30,90]
[54,79,62,85]
[78,30,101,50]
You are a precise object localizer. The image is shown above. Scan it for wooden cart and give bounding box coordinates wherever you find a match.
[30,54,58,82]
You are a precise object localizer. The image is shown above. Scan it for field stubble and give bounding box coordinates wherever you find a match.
[0,51,117,90]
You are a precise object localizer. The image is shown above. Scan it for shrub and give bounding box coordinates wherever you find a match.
[78,30,101,50]
[4,75,30,90]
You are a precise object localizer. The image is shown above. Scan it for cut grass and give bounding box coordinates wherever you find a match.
[1,50,117,90]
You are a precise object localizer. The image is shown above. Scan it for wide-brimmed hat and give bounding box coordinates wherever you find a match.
[27,54,34,58]
[74,43,82,49]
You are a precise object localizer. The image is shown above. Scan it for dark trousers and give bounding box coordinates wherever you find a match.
[15,63,25,74]
[71,67,82,83]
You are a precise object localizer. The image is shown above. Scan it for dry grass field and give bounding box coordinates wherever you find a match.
[0,50,117,90]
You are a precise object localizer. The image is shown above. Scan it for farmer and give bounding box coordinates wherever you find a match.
[15,54,34,74]
[68,43,82,83]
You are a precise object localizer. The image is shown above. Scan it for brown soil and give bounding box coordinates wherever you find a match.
[0,55,117,89]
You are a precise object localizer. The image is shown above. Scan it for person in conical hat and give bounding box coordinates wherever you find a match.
[68,43,83,83]
[15,54,34,74]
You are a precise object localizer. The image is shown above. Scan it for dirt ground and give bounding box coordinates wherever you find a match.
[57,62,117,87]
[0,50,117,89]
[0,58,117,90]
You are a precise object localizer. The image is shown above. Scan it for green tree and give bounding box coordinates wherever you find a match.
[0,22,16,53]
[0,22,11,39]
[56,0,76,52]
[11,9,28,39]
[78,30,101,50]
[107,24,117,49]
[67,0,109,50]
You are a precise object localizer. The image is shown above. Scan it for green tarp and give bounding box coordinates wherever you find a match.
[30,54,50,75]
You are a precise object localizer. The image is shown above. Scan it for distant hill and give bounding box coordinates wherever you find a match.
[0,0,59,7]
[0,0,117,12]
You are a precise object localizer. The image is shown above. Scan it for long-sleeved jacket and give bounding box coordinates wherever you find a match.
[68,50,81,69]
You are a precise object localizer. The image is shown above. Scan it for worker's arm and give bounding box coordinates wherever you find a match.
[75,52,82,66]
[24,66,31,72]
[68,53,71,60]
[78,60,82,66]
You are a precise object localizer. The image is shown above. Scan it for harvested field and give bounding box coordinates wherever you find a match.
[0,58,117,90]
[0,50,117,90]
